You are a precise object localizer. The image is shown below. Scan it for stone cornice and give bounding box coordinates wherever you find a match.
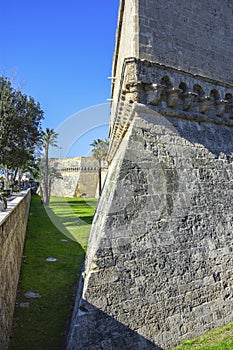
[109,58,233,162]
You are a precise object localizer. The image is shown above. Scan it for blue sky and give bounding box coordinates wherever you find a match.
[0,0,119,156]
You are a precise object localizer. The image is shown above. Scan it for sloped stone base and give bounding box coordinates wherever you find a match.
[67,104,233,349]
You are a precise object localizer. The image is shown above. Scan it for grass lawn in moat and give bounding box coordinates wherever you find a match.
[9,195,233,349]
[9,195,97,350]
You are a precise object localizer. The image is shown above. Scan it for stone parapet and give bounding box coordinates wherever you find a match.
[0,190,31,350]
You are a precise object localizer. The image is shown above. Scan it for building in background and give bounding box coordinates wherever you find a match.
[49,157,108,198]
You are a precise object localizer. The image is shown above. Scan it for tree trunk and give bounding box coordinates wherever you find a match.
[18,170,22,190]
[13,168,18,183]
[98,159,102,198]
[4,167,8,189]
[44,142,49,205]
[48,178,52,204]
[39,184,44,203]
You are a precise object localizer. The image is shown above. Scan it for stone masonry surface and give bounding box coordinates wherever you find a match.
[67,1,233,349]
[68,104,233,349]
[138,0,233,85]
[0,190,31,350]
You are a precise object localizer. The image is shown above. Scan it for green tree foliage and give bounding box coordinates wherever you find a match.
[0,76,44,170]
[90,138,109,197]
[90,138,109,161]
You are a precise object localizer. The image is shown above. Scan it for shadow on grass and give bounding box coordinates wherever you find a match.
[78,215,93,224]
[46,197,97,249]
[47,208,78,237]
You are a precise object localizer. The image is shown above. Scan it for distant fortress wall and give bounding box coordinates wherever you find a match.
[49,157,108,198]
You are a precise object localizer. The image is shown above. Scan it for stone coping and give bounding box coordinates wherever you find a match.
[0,190,31,226]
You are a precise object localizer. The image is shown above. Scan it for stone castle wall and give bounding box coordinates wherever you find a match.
[138,0,233,84]
[111,0,139,113]
[112,0,233,97]
[49,157,107,198]
[68,105,233,350]
[0,191,31,350]
[111,0,233,139]
[68,1,233,349]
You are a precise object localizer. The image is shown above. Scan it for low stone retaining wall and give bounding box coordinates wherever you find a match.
[0,190,31,350]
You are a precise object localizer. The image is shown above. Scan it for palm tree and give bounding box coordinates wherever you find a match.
[90,138,109,197]
[42,128,58,205]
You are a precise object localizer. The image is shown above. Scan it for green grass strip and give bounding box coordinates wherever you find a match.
[49,196,97,250]
[9,195,97,350]
[171,321,233,349]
